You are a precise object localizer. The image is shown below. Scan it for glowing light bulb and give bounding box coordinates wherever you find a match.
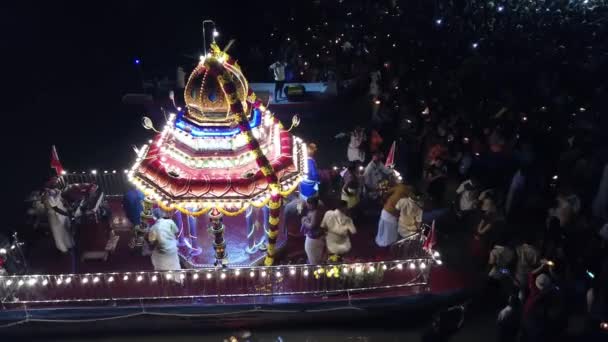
[193,273,199,280]
[382,264,388,270]
[436,260,443,265]
[249,271,255,278]
[472,42,479,49]
[355,266,363,274]
[91,170,97,175]
[42,279,48,286]
[18,280,24,287]
[27,278,37,286]
[179,273,186,280]
[303,269,309,277]
[234,269,240,277]
[220,273,226,280]
[342,267,349,274]
[0,248,6,254]
[123,275,129,281]
[165,273,173,280]
[261,270,267,277]
[136,275,143,282]
[56,278,63,285]
[420,262,427,269]
[368,266,376,273]
[6,279,13,286]
[290,268,296,276]
[275,271,282,277]
[409,263,416,270]
[212,29,219,38]
[65,277,72,284]
[397,263,403,270]
[433,251,440,258]
[435,19,442,25]
[206,273,212,279]
[151,275,158,282]
[93,276,100,284]
[108,276,115,283]
[553,175,558,180]
[497,6,504,12]
[82,277,89,284]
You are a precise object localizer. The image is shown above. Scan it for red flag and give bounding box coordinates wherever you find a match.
[50,145,65,176]
[423,220,437,253]
[385,141,396,167]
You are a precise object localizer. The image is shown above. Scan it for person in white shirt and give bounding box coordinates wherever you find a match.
[43,177,74,253]
[455,177,480,212]
[395,196,423,239]
[148,209,181,271]
[269,60,286,102]
[322,201,356,262]
[363,153,393,199]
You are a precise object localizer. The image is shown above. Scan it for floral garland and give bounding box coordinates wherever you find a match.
[208,47,283,265]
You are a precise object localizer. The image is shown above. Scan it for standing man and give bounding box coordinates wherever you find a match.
[300,143,320,200]
[43,177,74,254]
[269,60,286,102]
[363,153,393,200]
[300,197,326,264]
[147,209,181,271]
[322,200,357,262]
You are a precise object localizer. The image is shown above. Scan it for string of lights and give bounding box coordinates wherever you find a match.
[0,258,438,305]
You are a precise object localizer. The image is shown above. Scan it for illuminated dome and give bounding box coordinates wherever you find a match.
[183,55,251,126]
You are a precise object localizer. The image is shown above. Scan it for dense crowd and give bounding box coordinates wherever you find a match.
[258,0,608,340]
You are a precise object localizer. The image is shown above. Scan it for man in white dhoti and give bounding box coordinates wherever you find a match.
[322,201,356,262]
[148,209,181,271]
[43,177,74,253]
[363,153,393,199]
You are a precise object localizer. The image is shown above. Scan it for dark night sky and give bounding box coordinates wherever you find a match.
[0,1,294,225]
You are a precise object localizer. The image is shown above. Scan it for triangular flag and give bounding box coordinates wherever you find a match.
[385,141,396,167]
[50,145,65,176]
[423,220,436,253]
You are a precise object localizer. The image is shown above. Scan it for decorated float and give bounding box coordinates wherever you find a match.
[0,39,472,331]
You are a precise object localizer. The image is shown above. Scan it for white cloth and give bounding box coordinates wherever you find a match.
[456,179,478,211]
[395,197,422,237]
[347,131,366,162]
[305,236,325,264]
[149,218,181,271]
[322,209,356,255]
[151,250,181,271]
[375,209,399,247]
[269,62,286,81]
[363,161,392,195]
[43,189,74,253]
[497,305,514,323]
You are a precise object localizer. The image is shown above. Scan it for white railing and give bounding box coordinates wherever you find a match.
[0,258,435,305]
[61,170,131,196]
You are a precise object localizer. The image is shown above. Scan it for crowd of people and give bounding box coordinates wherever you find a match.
[253,0,608,340]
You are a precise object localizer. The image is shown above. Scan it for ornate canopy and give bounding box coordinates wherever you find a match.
[127,44,306,217]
